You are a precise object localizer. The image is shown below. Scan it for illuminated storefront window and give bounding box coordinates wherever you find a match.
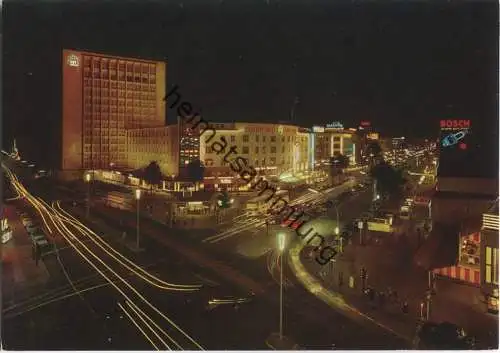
[460,234,480,267]
[486,247,499,284]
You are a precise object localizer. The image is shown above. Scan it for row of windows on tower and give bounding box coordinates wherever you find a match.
[83,57,156,73]
[83,79,156,92]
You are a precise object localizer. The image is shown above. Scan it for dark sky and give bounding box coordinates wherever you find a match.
[2,0,498,164]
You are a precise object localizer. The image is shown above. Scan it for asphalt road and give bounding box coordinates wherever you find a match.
[2,160,407,350]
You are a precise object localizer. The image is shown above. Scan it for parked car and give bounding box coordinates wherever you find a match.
[21,217,34,227]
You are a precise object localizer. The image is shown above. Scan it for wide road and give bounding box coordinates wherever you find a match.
[3,161,408,349]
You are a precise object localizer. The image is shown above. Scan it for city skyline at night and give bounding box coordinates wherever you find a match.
[2,1,498,351]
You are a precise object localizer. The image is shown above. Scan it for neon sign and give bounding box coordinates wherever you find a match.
[312,126,325,133]
[440,119,471,130]
[360,121,371,127]
[326,122,344,129]
[441,130,468,148]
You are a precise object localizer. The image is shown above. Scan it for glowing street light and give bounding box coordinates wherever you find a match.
[84,173,92,218]
[135,189,141,249]
[277,232,287,340]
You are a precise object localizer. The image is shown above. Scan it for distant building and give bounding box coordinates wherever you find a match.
[312,125,358,165]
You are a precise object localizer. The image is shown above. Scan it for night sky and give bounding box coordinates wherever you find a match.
[2,0,498,166]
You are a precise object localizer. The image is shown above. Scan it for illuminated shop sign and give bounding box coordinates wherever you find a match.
[312,126,325,133]
[367,133,379,140]
[440,120,472,149]
[326,122,344,129]
[245,125,296,134]
[67,54,80,67]
[440,119,471,130]
[360,121,371,127]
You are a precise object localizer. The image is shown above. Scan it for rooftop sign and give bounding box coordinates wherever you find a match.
[326,122,344,129]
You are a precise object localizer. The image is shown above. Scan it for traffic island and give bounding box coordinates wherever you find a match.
[265,332,299,350]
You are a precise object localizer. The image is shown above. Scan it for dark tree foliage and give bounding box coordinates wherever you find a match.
[366,141,383,157]
[369,160,406,197]
[185,159,205,182]
[143,161,164,194]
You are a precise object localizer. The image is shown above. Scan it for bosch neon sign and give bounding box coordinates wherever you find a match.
[440,119,471,130]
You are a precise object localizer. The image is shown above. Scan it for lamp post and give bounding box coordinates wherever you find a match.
[277,232,286,341]
[85,173,91,218]
[135,189,141,249]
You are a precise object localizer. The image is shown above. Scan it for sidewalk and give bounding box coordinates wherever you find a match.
[1,204,49,304]
[289,217,498,348]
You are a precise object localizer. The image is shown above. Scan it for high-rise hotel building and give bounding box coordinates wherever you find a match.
[62,49,166,171]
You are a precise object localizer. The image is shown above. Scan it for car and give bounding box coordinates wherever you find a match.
[21,217,34,227]
[26,224,40,234]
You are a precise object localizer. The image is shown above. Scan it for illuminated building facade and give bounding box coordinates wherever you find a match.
[480,202,499,312]
[199,122,311,177]
[62,49,166,171]
[126,125,179,176]
[312,125,357,165]
[179,116,201,169]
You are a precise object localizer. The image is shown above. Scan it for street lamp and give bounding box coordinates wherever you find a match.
[277,232,287,341]
[135,189,141,249]
[85,173,91,218]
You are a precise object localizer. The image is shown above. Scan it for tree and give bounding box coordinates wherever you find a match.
[329,153,350,186]
[143,161,164,195]
[185,159,205,182]
[217,191,232,209]
[365,141,383,167]
[369,161,406,198]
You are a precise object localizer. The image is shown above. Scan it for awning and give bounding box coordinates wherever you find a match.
[414,223,459,270]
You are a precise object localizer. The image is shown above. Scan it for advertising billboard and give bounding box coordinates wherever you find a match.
[325,122,344,130]
[437,118,497,178]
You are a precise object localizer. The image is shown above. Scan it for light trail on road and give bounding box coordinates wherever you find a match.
[266,250,294,288]
[204,182,357,244]
[4,165,205,350]
[54,201,202,291]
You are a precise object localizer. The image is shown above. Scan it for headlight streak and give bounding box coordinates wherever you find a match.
[118,302,160,351]
[50,202,204,350]
[4,166,204,350]
[3,282,110,320]
[125,300,177,350]
[53,201,201,291]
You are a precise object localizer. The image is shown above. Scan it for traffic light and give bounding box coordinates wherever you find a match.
[217,191,232,209]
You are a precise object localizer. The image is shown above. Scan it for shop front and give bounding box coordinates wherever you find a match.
[481,210,499,314]
[433,231,481,286]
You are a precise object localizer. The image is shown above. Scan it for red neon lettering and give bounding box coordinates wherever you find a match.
[446,120,453,127]
[440,120,447,128]
[461,120,470,128]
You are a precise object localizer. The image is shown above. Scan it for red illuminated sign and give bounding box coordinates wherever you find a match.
[440,119,471,130]
[360,121,371,127]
